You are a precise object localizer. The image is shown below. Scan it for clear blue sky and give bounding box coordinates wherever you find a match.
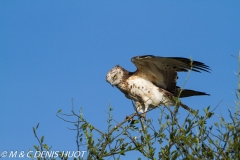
[1,1,240,159]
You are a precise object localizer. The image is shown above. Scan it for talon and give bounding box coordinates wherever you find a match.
[139,113,146,121]
[125,116,133,122]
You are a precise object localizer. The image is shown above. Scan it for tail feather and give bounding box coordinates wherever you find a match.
[174,87,210,98]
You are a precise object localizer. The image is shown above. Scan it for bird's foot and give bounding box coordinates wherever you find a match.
[125,115,133,122]
[139,113,146,121]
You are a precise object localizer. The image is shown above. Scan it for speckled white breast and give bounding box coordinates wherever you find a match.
[126,76,174,107]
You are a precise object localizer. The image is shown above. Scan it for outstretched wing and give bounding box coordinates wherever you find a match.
[131,55,210,93]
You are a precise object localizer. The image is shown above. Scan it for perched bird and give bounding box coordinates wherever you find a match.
[106,55,210,119]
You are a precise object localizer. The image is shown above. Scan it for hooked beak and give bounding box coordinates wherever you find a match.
[106,80,114,87]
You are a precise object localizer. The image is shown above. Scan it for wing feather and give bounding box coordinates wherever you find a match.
[131,55,210,93]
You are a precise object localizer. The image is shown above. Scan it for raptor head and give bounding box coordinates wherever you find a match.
[106,65,126,87]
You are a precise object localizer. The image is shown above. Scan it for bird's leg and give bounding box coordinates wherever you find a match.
[135,101,143,112]
[138,104,148,121]
[134,101,146,120]
[126,101,141,122]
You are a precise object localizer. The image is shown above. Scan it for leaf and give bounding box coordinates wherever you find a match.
[43,144,49,150]
[89,124,93,131]
[120,149,125,155]
[36,123,40,129]
[40,136,44,143]
[81,123,87,130]
[172,151,179,160]
[34,145,39,151]
[205,106,210,112]
[127,145,132,150]
[130,119,139,124]
[207,112,214,118]
[192,137,199,144]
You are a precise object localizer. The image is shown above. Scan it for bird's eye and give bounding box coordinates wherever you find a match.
[113,75,117,80]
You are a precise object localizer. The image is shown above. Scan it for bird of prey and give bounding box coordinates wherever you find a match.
[106,55,210,119]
